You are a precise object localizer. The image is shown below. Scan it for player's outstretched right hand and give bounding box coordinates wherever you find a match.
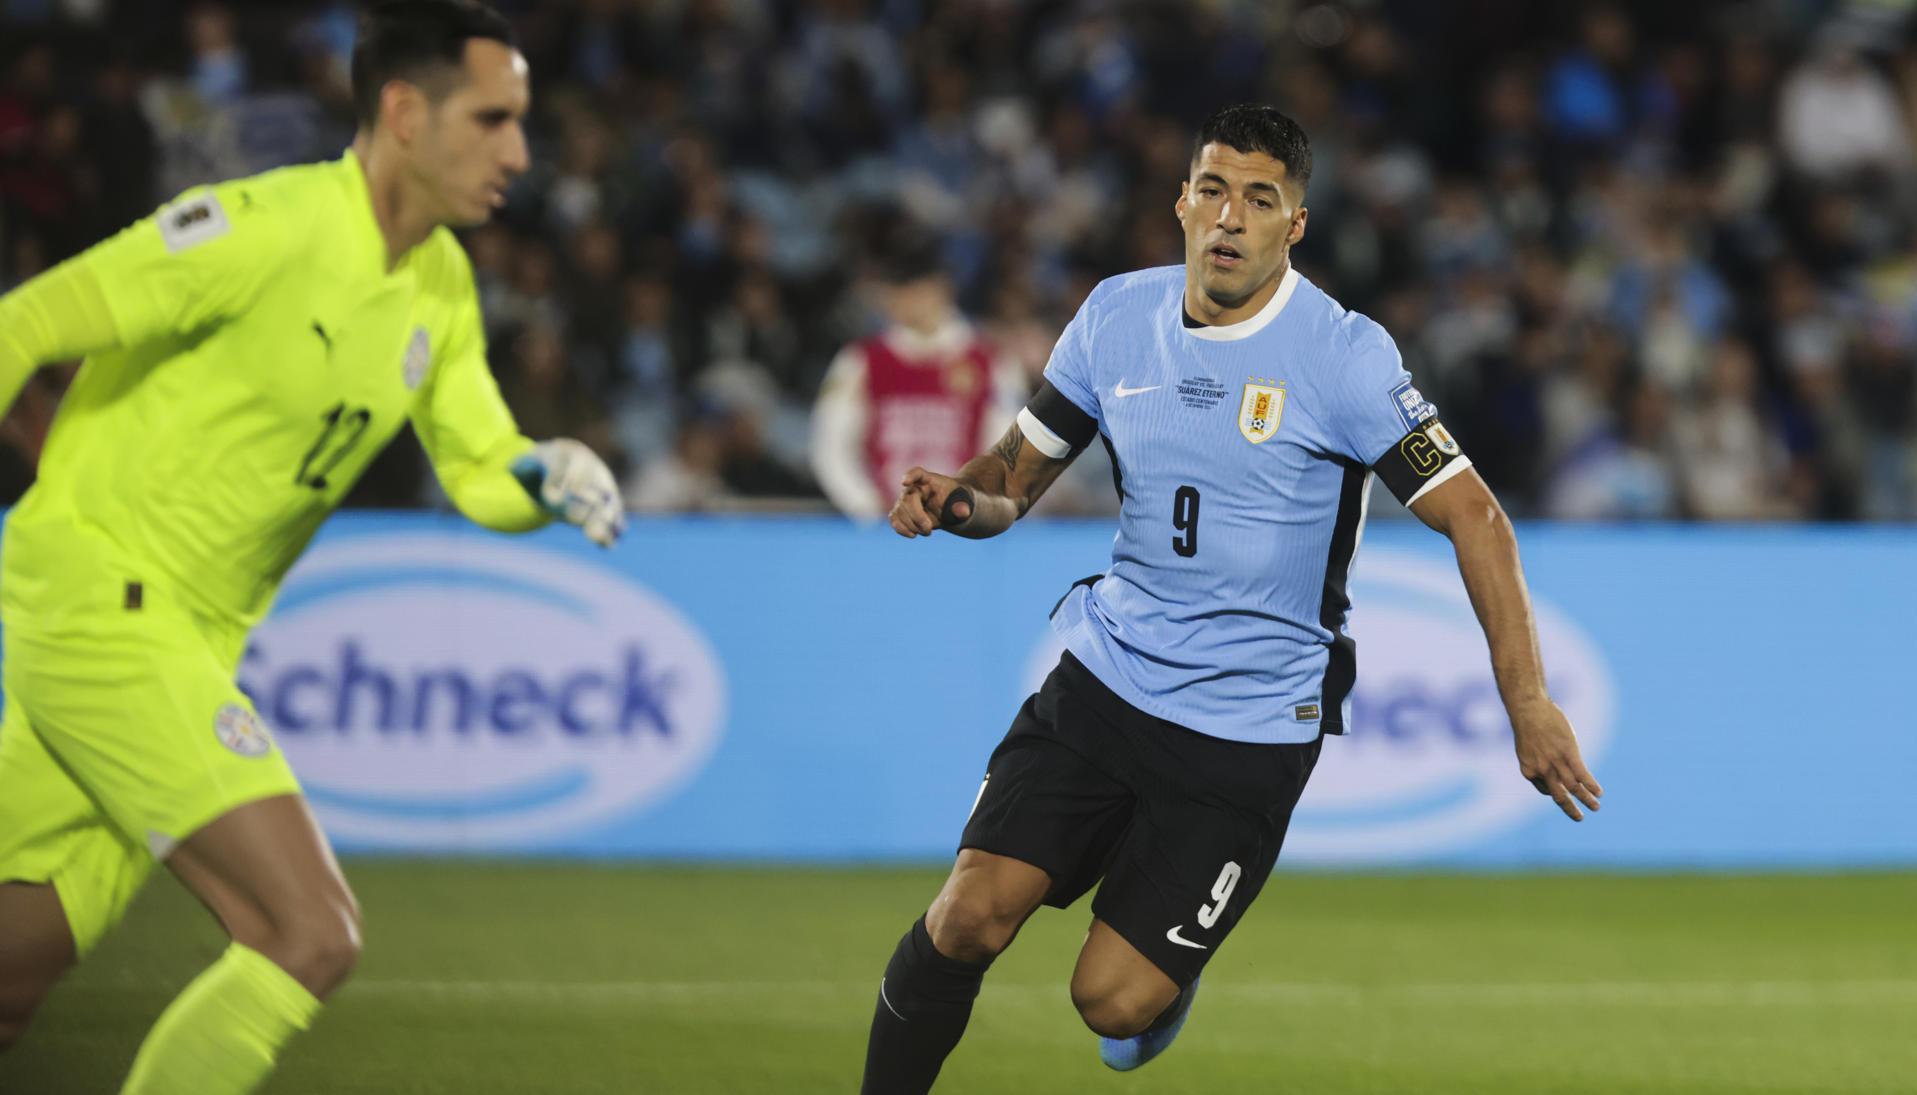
[890,466,972,538]
[513,438,626,547]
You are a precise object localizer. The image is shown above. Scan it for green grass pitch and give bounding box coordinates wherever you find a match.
[5,864,1914,1093]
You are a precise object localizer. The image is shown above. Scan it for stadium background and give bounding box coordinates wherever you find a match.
[2,1,1914,1093]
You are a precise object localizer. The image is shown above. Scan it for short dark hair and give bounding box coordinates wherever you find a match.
[351,0,516,128]
[876,226,945,285]
[1191,104,1312,193]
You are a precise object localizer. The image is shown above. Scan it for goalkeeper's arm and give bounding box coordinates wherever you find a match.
[422,430,623,547]
[0,259,122,417]
[411,330,624,546]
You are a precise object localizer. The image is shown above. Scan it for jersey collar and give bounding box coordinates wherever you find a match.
[337,149,408,279]
[1181,264,1300,342]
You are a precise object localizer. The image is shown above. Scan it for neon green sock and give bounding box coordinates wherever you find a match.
[120,943,323,1095]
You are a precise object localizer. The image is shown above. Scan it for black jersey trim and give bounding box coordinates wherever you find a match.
[1317,461,1370,735]
[1027,379,1099,452]
[1049,573,1104,618]
[1100,431,1123,503]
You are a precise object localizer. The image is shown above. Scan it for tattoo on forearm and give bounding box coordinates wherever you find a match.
[991,427,1024,474]
[993,427,1038,516]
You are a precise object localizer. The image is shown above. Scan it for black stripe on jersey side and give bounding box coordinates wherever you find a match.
[1100,432,1123,502]
[1317,460,1368,735]
[1027,380,1100,450]
[1050,574,1104,618]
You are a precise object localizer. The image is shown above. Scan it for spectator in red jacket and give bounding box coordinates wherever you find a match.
[811,232,1023,518]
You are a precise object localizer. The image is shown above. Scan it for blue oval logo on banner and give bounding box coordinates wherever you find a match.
[1286,551,1615,862]
[241,534,727,849]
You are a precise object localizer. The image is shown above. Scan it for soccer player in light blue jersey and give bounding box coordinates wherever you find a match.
[858,104,1603,1092]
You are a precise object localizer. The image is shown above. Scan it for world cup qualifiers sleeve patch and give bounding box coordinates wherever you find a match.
[1018,379,1100,459]
[1389,376,1437,433]
[156,191,232,254]
[1373,418,1472,506]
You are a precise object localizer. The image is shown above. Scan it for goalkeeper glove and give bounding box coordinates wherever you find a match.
[512,438,626,547]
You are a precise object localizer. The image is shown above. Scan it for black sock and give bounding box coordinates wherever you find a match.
[860,916,992,1095]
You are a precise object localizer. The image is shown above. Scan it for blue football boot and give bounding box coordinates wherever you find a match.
[1099,977,1199,1071]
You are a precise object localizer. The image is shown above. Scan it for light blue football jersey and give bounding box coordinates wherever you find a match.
[1023,264,1470,745]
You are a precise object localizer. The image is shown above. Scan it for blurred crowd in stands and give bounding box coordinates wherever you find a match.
[5,0,1917,520]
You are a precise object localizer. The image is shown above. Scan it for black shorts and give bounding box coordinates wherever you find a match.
[960,652,1321,987]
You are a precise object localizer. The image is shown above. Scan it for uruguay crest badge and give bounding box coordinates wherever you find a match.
[1238,378,1286,444]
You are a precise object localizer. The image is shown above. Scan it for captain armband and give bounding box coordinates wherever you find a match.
[1016,380,1099,459]
[1373,418,1472,506]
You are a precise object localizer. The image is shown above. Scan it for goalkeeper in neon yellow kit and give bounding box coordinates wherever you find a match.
[0,3,623,1090]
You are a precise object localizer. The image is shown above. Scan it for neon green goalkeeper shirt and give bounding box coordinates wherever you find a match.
[1,150,547,631]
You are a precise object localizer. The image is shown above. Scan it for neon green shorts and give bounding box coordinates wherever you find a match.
[0,580,300,955]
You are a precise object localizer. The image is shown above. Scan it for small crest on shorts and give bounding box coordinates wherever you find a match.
[402,326,432,389]
[214,703,274,758]
[1239,379,1286,444]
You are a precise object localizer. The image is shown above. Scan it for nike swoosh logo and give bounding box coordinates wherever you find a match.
[1165,925,1207,950]
[1114,381,1161,398]
[879,977,907,1022]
